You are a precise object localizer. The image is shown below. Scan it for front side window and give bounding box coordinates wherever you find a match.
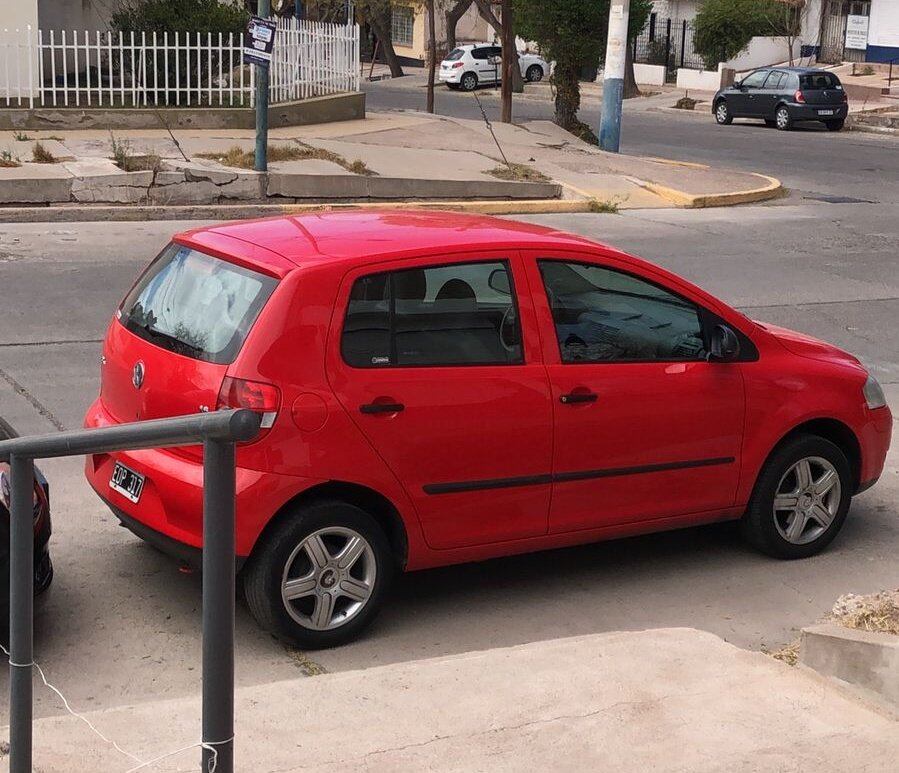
[119,244,278,364]
[391,5,414,47]
[741,70,769,89]
[764,71,785,89]
[538,260,706,363]
[342,261,522,368]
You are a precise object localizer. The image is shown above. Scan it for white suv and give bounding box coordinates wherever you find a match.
[439,44,549,91]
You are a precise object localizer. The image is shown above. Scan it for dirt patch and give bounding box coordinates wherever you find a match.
[831,590,899,635]
[674,96,699,111]
[197,142,376,176]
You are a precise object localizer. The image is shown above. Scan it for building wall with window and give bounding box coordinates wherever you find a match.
[390,2,492,65]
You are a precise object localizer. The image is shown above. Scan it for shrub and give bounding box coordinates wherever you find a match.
[693,0,796,70]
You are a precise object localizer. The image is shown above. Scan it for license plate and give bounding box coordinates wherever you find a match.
[110,462,145,503]
[818,109,834,116]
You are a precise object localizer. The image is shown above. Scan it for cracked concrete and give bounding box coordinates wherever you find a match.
[20,628,899,771]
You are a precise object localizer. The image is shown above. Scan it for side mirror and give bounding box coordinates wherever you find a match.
[709,324,740,362]
[488,268,511,295]
[733,79,742,90]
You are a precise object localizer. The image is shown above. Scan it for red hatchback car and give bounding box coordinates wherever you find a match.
[85,212,891,648]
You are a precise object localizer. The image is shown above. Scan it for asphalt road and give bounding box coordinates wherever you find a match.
[0,103,898,721]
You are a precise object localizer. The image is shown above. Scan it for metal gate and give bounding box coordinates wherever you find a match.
[819,0,871,64]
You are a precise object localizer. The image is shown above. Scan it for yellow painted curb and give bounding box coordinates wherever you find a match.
[279,199,598,216]
[637,173,784,208]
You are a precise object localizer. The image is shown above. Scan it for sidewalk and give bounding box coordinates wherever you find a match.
[14,628,898,771]
[0,108,781,217]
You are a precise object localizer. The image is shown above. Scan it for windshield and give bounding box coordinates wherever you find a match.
[445,48,465,61]
[118,243,278,364]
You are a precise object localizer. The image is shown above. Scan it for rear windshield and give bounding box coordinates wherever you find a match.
[118,243,278,364]
[800,72,840,89]
[445,48,465,61]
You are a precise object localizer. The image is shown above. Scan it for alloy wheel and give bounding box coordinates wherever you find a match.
[280,526,377,631]
[773,456,841,545]
[776,107,790,129]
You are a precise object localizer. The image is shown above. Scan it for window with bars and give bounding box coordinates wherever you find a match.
[391,5,414,47]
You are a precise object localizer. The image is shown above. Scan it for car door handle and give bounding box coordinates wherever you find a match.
[559,392,598,405]
[360,402,405,415]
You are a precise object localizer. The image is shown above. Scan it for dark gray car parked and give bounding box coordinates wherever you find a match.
[713,67,848,131]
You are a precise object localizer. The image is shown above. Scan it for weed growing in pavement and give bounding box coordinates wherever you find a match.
[31,142,58,163]
[587,197,622,214]
[486,162,550,182]
[0,149,20,168]
[13,131,32,141]
[109,131,161,172]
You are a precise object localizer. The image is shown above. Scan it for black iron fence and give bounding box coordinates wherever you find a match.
[633,14,705,81]
[0,409,261,773]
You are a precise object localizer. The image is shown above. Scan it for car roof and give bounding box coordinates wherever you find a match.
[176,211,599,272]
[757,66,832,73]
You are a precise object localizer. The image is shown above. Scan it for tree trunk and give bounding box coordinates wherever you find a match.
[501,0,513,122]
[368,11,405,78]
[473,0,502,38]
[553,59,581,132]
[623,39,641,99]
[427,0,436,113]
[445,0,474,52]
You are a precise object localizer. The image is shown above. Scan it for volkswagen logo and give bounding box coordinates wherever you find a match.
[132,361,145,389]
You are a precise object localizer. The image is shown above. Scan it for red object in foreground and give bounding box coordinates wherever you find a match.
[84,211,892,648]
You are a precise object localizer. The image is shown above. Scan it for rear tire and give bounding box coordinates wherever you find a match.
[825,119,845,132]
[775,105,792,130]
[460,72,478,91]
[526,64,544,82]
[741,434,852,559]
[714,100,732,125]
[243,499,393,649]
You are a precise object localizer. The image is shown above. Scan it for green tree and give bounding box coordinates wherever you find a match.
[693,0,800,70]
[513,0,650,142]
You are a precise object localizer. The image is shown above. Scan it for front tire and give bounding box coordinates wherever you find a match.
[243,500,393,649]
[775,105,792,130]
[825,119,845,132]
[526,64,544,82]
[460,72,478,91]
[741,435,852,559]
[714,100,732,125]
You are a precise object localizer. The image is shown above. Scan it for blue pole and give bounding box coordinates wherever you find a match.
[295,1,303,21]
[598,0,631,153]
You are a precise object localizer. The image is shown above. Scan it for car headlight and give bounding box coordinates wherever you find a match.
[863,375,887,410]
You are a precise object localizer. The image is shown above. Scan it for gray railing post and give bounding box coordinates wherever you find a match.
[9,454,34,773]
[202,439,236,773]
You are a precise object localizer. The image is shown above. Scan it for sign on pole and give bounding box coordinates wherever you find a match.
[845,15,869,50]
[243,16,277,66]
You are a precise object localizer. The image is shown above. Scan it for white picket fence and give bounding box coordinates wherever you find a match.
[0,18,359,108]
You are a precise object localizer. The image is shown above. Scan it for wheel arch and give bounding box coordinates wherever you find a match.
[248,480,409,571]
[766,418,862,492]
[461,70,478,87]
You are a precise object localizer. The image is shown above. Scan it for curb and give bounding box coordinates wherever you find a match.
[0,198,599,223]
[632,172,784,208]
[846,122,899,136]
[800,623,899,707]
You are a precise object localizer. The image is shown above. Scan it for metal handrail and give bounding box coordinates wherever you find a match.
[889,56,899,86]
[0,409,261,773]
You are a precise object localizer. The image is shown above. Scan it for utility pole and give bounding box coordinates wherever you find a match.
[598,0,630,152]
[295,1,302,21]
[255,0,272,172]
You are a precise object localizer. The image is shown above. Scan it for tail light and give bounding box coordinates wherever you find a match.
[841,90,848,103]
[452,61,464,69]
[216,377,281,438]
[794,90,805,104]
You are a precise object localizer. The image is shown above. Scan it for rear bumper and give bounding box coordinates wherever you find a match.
[787,102,848,121]
[83,398,321,558]
[438,69,462,83]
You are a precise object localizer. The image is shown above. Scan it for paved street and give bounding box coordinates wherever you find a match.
[1,102,898,720]
[364,76,899,201]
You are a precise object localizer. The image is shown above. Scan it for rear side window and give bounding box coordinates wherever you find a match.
[119,243,278,364]
[342,261,522,368]
[764,71,786,89]
[445,48,465,61]
[800,72,840,89]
